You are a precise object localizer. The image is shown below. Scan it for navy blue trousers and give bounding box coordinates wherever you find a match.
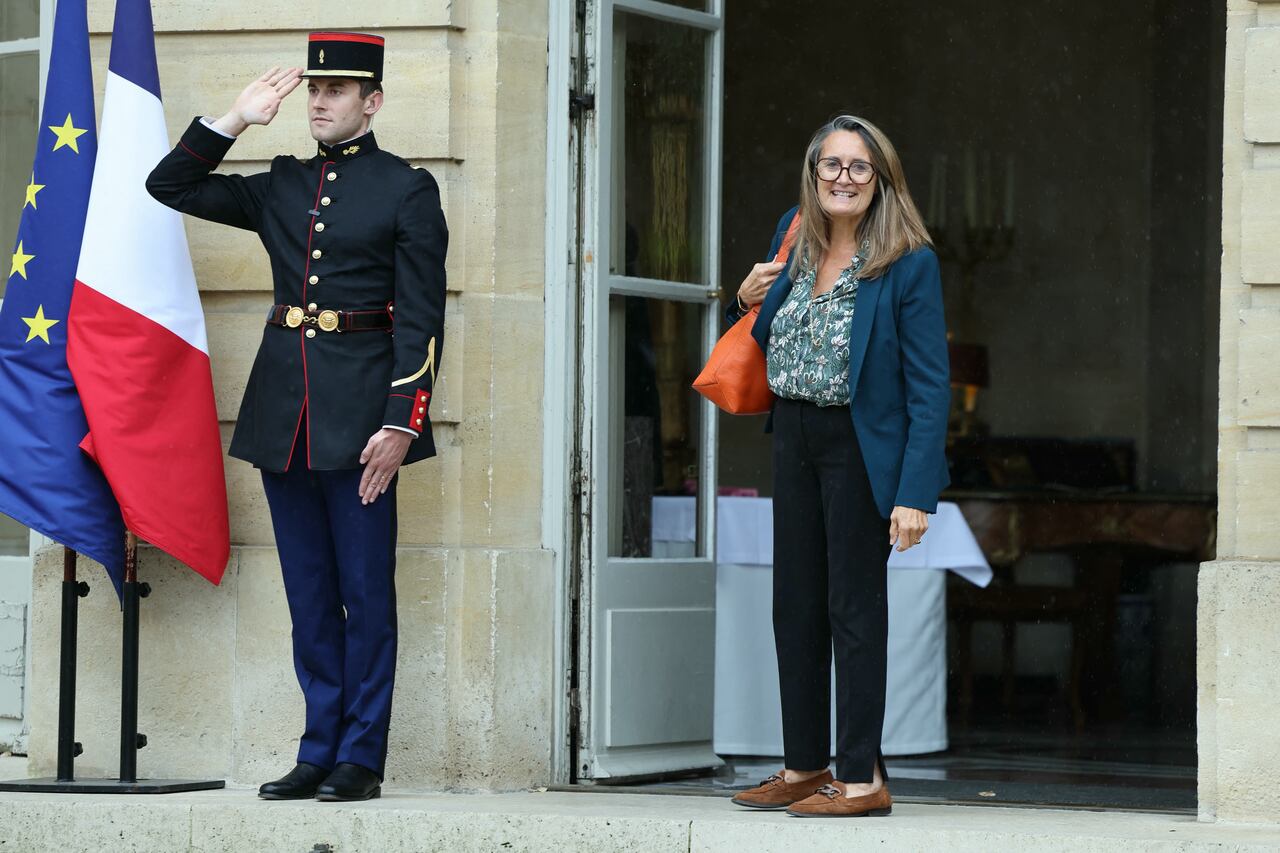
[260,429,399,778]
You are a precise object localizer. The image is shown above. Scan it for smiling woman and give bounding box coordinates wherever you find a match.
[726,115,950,818]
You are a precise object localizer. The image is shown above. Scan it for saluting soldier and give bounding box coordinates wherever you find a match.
[147,32,446,802]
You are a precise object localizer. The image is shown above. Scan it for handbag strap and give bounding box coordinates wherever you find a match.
[774,212,803,265]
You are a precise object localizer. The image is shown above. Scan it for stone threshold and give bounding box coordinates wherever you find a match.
[2,785,1279,852]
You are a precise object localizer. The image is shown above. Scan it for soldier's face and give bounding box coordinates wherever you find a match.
[307,77,382,144]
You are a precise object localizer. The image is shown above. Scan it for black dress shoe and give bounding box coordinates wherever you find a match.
[315,763,382,802]
[258,763,330,800]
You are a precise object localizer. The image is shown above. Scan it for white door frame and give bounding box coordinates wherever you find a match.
[578,0,725,781]
[542,0,580,787]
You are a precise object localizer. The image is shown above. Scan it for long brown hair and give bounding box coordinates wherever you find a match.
[792,115,931,281]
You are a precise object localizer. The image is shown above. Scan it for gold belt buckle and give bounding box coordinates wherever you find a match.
[284,306,305,328]
[317,309,340,333]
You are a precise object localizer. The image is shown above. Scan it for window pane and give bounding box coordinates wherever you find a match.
[2,51,39,301]
[611,12,708,284]
[644,0,709,10]
[608,296,706,558]
[0,0,39,41]
[0,516,26,556]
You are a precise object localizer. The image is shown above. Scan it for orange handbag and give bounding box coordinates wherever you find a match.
[692,213,801,414]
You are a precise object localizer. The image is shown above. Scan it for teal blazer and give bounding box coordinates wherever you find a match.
[741,207,951,517]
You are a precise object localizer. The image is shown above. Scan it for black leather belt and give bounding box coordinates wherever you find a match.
[266,304,393,333]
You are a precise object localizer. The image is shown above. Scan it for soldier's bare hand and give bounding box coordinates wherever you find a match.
[358,428,413,506]
[213,66,303,136]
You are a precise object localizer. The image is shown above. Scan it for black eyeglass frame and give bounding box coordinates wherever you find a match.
[814,157,877,185]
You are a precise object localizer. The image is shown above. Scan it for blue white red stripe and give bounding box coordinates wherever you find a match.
[66,0,228,584]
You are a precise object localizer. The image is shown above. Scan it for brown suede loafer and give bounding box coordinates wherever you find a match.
[731,769,835,810]
[786,781,893,817]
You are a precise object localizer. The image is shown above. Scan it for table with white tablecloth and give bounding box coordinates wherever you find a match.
[652,497,991,756]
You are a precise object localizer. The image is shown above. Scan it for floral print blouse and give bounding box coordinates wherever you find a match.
[766,248,868,406]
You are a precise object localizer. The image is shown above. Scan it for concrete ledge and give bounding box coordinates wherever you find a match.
[1,786,1278,852]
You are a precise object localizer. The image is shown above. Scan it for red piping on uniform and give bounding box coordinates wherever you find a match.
[283,397,306,473]
[309,32,384,45]
[300,159,335,305]
[292,159,333,470]
[180,142,217,166]
[300,329,313,469]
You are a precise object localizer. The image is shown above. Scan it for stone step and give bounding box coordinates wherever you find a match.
[1,785,1278,852]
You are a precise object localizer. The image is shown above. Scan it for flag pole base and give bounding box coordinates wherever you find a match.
[0,777,224,794]
[0,540,227,795]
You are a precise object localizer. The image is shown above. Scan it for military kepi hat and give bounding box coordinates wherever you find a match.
[301,32,384,82]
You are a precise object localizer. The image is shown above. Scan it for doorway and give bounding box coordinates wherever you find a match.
[568,0,726,782]
[566,0,1222,813]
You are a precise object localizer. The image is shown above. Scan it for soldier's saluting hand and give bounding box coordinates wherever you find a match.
[211,65,304,134]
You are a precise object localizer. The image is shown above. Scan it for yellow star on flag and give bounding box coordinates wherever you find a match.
[22,306,59,344]
[24,174,45,210]
[49,114,88,153]
[9,241,34,280]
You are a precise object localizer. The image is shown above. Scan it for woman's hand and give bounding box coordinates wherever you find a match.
[736,261,787,308]
[889,506,928,552]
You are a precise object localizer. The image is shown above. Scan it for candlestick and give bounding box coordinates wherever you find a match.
[928,155,939,223]
[964,148,977,229]
[937,153,947,229]
[983,152,994,229]
[1003,155,1015,228]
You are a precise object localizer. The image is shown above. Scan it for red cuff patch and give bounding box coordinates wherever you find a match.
[408,388,430,432]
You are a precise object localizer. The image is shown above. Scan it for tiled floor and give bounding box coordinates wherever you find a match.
[594,727,1197,813]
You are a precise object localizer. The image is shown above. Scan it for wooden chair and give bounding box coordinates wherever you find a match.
[949,564,1090,732]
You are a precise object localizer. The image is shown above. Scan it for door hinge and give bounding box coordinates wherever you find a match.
[568,685,582,755]
[570,90,596,120]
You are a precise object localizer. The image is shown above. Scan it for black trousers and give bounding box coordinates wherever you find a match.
[772,396,892,783]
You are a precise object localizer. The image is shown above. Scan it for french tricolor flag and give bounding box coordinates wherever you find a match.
[67,0,229,584]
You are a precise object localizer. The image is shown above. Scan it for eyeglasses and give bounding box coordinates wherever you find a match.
[815,157,875,185]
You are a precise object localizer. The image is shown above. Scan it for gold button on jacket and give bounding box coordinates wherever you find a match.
[147,120,449,473]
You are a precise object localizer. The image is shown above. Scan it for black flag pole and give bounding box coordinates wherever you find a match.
[56,547,88,782]
[119,532,143,784]
[0,536,224,794]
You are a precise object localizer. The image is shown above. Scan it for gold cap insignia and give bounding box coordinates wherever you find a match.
[319,49,325,64]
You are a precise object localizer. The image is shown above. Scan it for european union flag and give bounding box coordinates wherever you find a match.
[0,0,125,591]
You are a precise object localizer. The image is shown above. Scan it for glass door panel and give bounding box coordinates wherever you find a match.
[578,0,724,781]
[607,295,706,559]
[610,12,707,285]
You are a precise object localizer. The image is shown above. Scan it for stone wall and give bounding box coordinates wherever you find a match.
[27,0,556,790]
[1200,0,1280,823]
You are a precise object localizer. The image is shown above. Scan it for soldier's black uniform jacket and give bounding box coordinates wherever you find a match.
[147,118,447,472]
